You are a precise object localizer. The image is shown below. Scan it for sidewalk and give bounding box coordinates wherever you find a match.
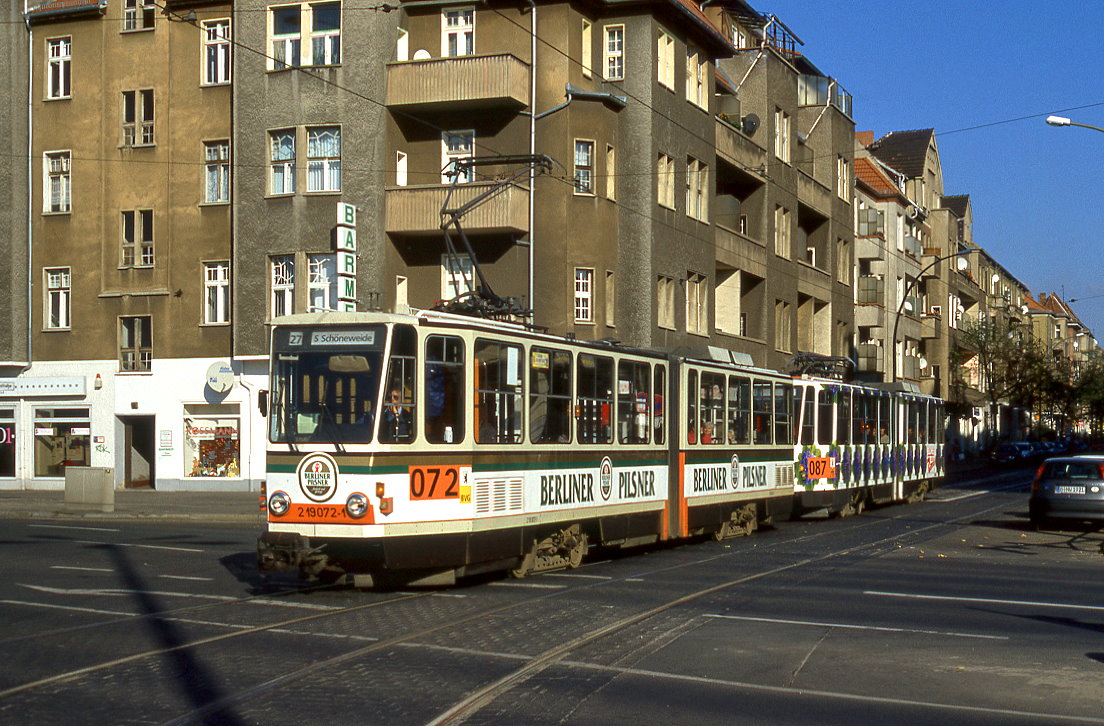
[0,489,265,523]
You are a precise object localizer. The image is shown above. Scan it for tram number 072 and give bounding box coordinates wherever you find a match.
[409,465,461,500]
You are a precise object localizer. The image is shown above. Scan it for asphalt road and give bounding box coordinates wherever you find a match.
[1,473,1102,726]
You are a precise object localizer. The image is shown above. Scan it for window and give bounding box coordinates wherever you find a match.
[574,140,594,195]
[270,129,296,194]
[184,404,240,477]
[774,300,792,351]
[698,372,724,444]
[727,376,750,444]
[730,24,749,50]
[120,316,152,372]
[395,150,408,186]
[44,151,71,213]
[397,27,409,61]
[618,360,651,444]
[425,335,466,444]
[605,270,616,326]
[203,20,231,85]
[269,2,341,70]
[836,155,850,200]
[380,325,416,443]
[835,238,851,285]
[604,25,624,80]
[308,253,337,311]
[581,20,592,78]
[205,141,230,203]
[685,157,707,221]
[121,209,154,267]
[605,144,616,200]
[774,108,790,162]
[204,262,230,324]
[529,347,572,444]
[657,31,674,89]
[753,382,772,444]
[442,130,474,183]
[474,339,523,444]
[576,353,613,444]
[307,126,341,192]
[774,384,793,444]
[271,255,295,316]
[685,45,705,108]
[774,205,790,258]
[442,8,474,57]
[653,366,666,444]
[0,409,13,477]
[122,90,154,147]
[45,267,71,330]
[442,254,473,299]
[574,268,593,323]
[686,271,707,335]
[34,408,90,477]
[47,37,71,99]
[657,153,675,208]
[123,0,155,31]
[657,274,675,329]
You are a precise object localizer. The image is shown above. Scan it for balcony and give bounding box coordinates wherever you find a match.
[857,275,883,304]
[901,295,922,318]
[386,182,529,236]
[715,116,766,173]
[903,234,922,258]
[386,54,529,112]
[901,355,921,380]
[921,314,941,339]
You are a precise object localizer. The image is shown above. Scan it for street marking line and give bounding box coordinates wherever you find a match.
[50,566,112,573]
[30,524,121,533]
[159,575,214,582]
[542,573,612,580]
[74,539,203,553]
[0,600,136,617]
[488,581,566,590]
[16,584,345,610]
[704,614,1007,640]
[865,590,1104,612]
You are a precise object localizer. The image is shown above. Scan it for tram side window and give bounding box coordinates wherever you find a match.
[728,376,751,444]
[857,393,873,445]
[700,372,725,444]
[799,386,815,446]
[879,397,891,443]
[906,401,919,444]
[837,389,851,445]
[918,401,928,444]
[425,335,465,444]
[753,381,772,445]
[818,389,833,445]
[653,365,666,445]
[380,325,417,443]
[618,360,651,444]
[774,383,792,445]
[577,353,613,444]
[686,370,698,444]
[474,339,524,444]
[530,347,572,444]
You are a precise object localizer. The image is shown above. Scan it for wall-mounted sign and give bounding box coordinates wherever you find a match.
[335,202,358,312]
[0,377,86,397]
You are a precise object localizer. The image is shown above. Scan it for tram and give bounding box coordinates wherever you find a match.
[256,310,944,585]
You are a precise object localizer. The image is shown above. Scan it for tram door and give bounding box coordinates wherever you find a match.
[119,415,155,489]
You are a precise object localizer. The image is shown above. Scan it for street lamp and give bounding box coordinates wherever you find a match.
[890,249,972,384]
[1046,116,1104,134]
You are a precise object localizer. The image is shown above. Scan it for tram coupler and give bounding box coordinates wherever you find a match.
[257,532,330,579]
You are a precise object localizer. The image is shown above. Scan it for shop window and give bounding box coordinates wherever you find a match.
[184,404,240,477]
[34,408,90,477]
[0,410,13,477]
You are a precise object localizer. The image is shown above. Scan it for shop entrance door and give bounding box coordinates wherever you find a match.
[120,415,155,489]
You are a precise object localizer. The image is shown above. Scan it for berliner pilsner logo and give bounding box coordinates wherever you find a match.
[297,453,338,502]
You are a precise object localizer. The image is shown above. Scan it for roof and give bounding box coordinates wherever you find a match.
[854,158,904,200]
[869,129,935,179]
[942,194,970,218]
[26,0,104,21]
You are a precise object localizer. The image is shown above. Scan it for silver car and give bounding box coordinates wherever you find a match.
[1029,456,1104,527]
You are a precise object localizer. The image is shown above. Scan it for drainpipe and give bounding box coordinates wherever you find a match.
[24,10,33,369]
[527,0,536,318]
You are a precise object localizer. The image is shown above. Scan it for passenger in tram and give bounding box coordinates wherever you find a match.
[701,423,715,444]
[880,426,890,444]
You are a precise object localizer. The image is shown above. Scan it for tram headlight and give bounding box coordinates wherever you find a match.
[346,493,369,519]
[268,491,291,517]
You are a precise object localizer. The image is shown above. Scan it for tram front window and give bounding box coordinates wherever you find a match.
[269,350,383,444]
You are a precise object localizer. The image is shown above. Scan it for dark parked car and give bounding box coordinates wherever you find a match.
[990,443,1025,465]
[1029,456,1104,527]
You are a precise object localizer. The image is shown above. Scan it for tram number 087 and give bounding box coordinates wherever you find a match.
[806,457,837,480]
[409,465,460,500]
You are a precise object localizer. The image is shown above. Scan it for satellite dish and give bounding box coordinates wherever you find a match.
[742,113,760,136]
[206,361,234,394]
[413,49,431,60]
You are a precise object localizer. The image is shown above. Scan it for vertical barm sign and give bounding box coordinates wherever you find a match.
[336,202,357,313]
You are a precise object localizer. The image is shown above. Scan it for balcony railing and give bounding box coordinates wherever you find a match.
[386,53,529,111]
[856,343,884,373]
[857,275,883,304]
[386,182,529,235]
[903,234,922,258]
[901,355,921,380]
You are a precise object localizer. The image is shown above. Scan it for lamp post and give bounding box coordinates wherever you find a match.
[890,249,972,384]
[1046,115,1104,134]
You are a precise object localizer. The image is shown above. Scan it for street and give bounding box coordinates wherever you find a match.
[1,472,1103,725]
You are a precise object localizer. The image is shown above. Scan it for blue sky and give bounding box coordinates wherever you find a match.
[772,1,1104,335]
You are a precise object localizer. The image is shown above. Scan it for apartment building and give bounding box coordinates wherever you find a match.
[12,0,246,491]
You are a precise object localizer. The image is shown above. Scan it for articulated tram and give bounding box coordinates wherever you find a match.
[257,310,944,585]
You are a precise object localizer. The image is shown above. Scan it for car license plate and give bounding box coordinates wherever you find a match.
[1055,485,1086,495]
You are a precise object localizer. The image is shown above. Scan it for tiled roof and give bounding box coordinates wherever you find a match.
[855,158,903,200]
[1024,292,1049,313]
[942,194,970,218]
[869,129,935,179]
[27,0,101,14]
[854,131,875,148]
